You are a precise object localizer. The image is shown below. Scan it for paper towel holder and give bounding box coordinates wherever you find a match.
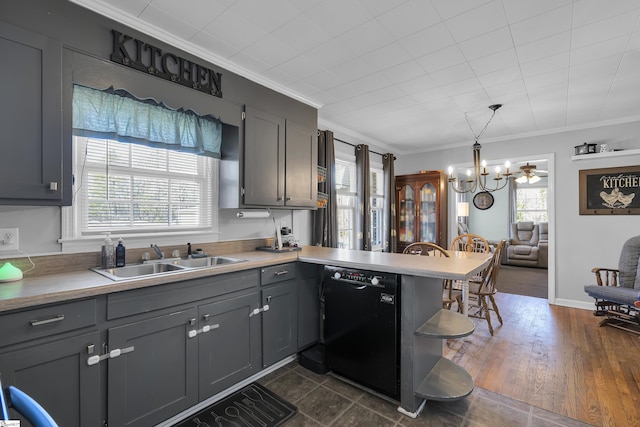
[237,210,270,219]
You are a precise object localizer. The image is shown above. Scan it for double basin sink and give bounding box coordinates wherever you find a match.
[92,256,246,281]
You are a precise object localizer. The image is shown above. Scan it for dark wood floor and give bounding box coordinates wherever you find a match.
[444,293,640,427]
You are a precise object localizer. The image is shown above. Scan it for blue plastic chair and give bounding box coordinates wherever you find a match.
[0,375,58,427]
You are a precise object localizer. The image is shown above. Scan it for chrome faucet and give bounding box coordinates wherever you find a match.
[150,244,164,259]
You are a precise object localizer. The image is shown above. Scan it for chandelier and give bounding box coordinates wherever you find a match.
[447,104,512,194]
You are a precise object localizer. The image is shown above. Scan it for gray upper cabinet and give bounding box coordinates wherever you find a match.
[243,107,317,208]
[285,120,318,208]
[0,22,68,205]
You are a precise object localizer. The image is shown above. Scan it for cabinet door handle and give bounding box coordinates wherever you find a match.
[266,295,272,303]
[277,197,284,201]
[286,197,292,201]
[274,270,289,276]
[30,314,64,326]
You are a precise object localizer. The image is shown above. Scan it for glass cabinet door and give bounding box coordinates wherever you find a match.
[398,184,415,243]
[419,183,437,243]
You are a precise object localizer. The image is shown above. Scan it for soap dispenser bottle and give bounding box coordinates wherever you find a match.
[115,238,126,267]
[101,233,115,269]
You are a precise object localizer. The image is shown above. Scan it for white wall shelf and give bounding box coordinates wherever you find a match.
[571,148,640,161]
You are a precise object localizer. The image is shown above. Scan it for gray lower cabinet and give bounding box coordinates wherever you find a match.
[198,291,261,398]
[105,271,261,427]
[297,263,322,349]
[107,307,199,427]
[261,263,298,367]
[0,331,102,426]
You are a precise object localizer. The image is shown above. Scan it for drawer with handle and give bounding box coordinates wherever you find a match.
[260,263,296,286]
[0,299,97,347]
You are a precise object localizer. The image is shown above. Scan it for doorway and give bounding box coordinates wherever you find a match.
[447,153,555,303]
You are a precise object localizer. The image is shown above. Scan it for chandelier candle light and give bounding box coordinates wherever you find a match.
[448,104,512,194]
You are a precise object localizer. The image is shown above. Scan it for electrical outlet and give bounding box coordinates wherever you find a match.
[0,228,19,252]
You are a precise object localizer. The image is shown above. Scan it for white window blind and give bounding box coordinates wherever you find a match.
[71,136,216,237]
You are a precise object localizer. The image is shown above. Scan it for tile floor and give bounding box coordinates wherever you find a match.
[258,361,593,427]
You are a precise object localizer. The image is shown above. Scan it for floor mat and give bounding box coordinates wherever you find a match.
[173,382,297,427]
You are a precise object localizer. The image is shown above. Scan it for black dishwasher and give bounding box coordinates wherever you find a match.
[323,265,400,400]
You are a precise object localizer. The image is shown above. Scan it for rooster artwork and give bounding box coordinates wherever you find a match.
[600,187,635,209]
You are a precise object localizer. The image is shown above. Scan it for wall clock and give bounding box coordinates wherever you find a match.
[473,191,494,210]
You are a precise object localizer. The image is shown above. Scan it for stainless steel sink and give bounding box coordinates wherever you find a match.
[167,256,246,268]
[92,256,246,281]
[92,262,188,281]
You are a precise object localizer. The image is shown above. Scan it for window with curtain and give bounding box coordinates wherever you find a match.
[370,167,384,251]
[335,156,386,251]
[73,136,215,234]
[516,186,548,222]
[64,85,219,244]
[336,159,356,249]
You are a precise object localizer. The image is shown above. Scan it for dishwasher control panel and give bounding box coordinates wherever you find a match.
[324,266,397,288]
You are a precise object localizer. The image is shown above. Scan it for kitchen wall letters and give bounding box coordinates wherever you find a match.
[579,166,640,215]
[110,30,222,98]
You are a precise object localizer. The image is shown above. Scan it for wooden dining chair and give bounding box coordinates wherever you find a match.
[402,242,456,309]
[463,239,506,335]
[450,233,491,253]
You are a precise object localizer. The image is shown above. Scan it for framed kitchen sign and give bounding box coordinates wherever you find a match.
[579,166,640,215]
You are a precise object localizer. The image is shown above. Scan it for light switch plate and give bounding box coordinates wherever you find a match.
[0,228,19,251]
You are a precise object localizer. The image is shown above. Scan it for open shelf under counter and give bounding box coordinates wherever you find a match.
[415,309,475,339]
[571,148,640,161]
[415,357,474,401]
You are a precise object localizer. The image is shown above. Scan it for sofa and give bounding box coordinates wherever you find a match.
[504,221,548,268]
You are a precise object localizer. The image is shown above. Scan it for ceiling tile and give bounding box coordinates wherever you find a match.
[189,31,238,58]
[458,27,515,61]
[469,48,519,75]
[305,38,358,69]
[430,0,493,20]
[332,57,376,82]
[572,0,640,27]
[361,42,414,72]
[334,19,395,56]
[523,69,569,91]
[376,1,441,39]
[502,0,572,24]
[570,35,628,67]
[239,34,298,68]
[429,62,476,86]
[270,54,322,82]
[519,52,569,78]
[271,13,332,51]
[305,0,373,37]
[396,74,439,96]
[202,9,268,50]
[509,4,572,46]
[571,12,639,49]
[476,66,522,87]
[230,0,300,32]
[416,45,466,74]
[358,0,409,17]
[227,51,272,73]
[515,32,571,63]
[148,0,228,28]
[398,23,456,59]
[379,60,427,84]
[444,1,508,42]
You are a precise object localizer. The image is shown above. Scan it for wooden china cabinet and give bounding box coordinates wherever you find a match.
[395,171,448,253]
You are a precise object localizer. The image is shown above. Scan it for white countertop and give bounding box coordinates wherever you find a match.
[0,246,491,313]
